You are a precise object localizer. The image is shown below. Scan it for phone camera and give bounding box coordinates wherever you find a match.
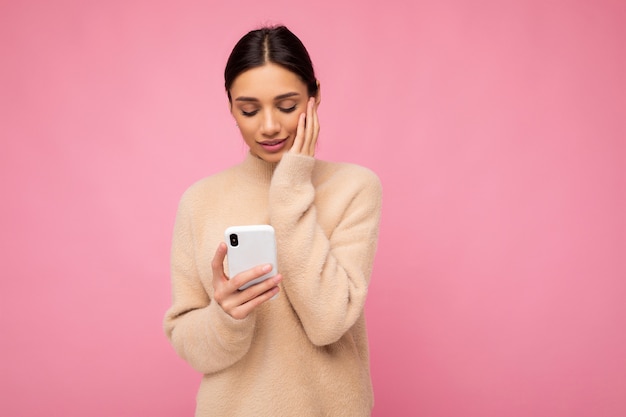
[229,233,239,247]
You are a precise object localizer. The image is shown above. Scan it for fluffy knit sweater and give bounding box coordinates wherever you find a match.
[163,152,382,417]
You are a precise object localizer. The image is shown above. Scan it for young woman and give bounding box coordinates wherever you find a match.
[164,25,382,416]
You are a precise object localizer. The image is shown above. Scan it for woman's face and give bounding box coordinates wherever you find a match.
[229,63,312,163]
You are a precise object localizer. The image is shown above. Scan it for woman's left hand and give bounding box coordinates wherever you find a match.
[290,97,320,157]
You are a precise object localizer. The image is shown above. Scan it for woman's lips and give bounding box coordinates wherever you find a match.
[258,138,287,153]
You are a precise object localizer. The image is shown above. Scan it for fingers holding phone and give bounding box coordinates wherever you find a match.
[211,226,282,320]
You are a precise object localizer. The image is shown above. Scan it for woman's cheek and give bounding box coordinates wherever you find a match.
[287,114,301,134]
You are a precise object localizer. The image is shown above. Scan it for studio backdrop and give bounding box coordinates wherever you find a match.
[1,0,624,416]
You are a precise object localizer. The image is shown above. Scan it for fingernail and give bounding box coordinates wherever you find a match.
[262,264,272,272]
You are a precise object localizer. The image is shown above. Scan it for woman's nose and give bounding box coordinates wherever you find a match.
[260,110,280,136]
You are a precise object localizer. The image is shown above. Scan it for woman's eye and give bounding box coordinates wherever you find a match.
[279,105,297,113]
[241,109,258,117]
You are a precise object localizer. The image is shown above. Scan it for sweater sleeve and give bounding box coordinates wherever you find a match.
[268,153,383,346]
[163,187,256,374]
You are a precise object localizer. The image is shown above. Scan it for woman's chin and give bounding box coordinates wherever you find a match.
[251,149,287,163]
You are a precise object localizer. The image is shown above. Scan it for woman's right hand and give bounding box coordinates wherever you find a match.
[211,242,282,320]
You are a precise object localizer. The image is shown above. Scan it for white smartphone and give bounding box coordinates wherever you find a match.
[224,225,278,290]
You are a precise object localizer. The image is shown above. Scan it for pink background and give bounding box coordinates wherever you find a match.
[1,0,624,416]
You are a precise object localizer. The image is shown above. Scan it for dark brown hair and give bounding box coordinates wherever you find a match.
[224,25,318,102]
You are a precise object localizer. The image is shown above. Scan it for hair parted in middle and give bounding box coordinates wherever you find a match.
[224,25,319,102]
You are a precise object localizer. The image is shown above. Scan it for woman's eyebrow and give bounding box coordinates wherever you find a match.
[234,96,258,102]
[274,92,300,100]
[234,92,300,102]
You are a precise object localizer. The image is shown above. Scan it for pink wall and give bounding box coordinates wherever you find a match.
[1,0,624,416]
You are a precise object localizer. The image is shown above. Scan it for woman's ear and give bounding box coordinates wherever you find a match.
[315,81,322,106]
[228,101,239,127]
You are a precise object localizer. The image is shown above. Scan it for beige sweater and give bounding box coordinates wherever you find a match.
[164,152,382,416]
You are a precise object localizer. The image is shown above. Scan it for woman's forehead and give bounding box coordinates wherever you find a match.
[230,63,307,101]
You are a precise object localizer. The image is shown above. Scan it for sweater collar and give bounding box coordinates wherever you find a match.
[239,152,279,184]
